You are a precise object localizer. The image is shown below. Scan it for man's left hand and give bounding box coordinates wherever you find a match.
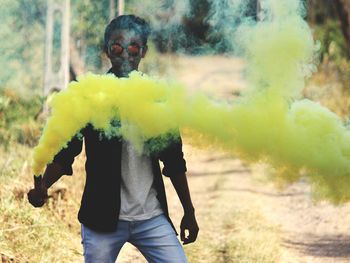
[180,211,199,245]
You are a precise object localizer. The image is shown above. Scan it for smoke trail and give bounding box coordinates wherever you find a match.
[126,0,190,26]
[32,0,350,203]
[238,0,316,98]
[205,0,257,53]
[32,75,350,204]
[144,0,191,53]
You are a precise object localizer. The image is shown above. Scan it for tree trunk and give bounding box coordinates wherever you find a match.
[69,39,86,80]
[307,0,317,25]
[334,0,350,57]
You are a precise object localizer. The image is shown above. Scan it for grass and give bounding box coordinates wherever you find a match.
[305,68,350,120]
[182,171,284,263]
[0,140,286,262]
[0,144,84,263]
[0,88,43,150]
[185,208,283,263]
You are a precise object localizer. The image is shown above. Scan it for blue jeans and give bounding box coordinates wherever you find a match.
[81,214,188,263]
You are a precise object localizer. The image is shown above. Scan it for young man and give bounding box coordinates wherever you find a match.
[28,15,199,263]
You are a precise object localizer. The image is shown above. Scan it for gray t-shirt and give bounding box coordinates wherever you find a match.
[119,140,163,221]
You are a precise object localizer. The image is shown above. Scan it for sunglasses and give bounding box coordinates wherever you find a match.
[108,42,144,57]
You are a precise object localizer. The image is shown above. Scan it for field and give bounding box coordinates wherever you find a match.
[1,55,350,263]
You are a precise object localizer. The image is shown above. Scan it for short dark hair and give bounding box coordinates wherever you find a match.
[104,15,151,51]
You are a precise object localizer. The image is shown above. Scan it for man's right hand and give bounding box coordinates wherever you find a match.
[27,176,48,207]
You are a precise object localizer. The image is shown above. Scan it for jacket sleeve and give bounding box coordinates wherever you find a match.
[52,135,83,175]
[159,135,187,177]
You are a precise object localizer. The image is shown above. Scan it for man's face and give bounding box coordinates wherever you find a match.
[106,29,147,77]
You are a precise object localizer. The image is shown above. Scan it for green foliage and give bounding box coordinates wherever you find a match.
[0,0,46,92]
[314,20,348,63]
[0,89,44,149]
[0,0,112,91]
[312,19,350,89]
[71,0,110,70]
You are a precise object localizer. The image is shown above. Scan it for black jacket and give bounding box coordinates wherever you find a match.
[53,124,187,233]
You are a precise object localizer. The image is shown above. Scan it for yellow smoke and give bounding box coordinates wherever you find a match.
[32,0,350,203]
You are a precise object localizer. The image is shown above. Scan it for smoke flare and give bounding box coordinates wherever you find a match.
[32,0,350,203]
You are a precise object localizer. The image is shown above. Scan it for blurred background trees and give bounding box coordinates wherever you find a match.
[334,0,350,57]
[0,0,349,93]
[305,0,350,92]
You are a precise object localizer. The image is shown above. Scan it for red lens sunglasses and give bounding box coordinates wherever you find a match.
[108,42,144,57]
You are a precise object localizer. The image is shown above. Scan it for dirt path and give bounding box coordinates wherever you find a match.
[252,173,350,263]
[118,148,350,263]
[118,56,350,262]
